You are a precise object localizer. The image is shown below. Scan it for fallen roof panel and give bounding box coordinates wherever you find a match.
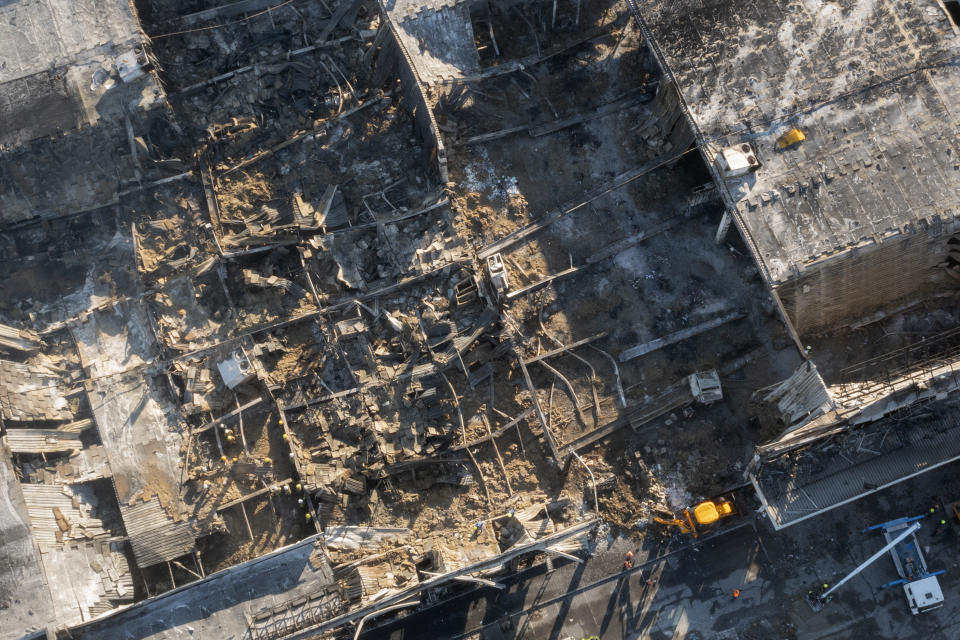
[0,449,55,639]
[66,536,337,640]
[0,359,73,422]
[752,404,960,529]
[388,2,480,84]
[6,429,83,454]
[120,497,202,567]
[72,302,211,568]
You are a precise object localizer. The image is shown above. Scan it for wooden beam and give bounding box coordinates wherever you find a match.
[528,93,650,137]
[562,379,692,453]
[221,97,386,175]
[194,398,264,434]
[216,478,292,512]
[177,36,355,96]
[239,502,255,541]
[505,265,580,300]
[57,418,94,433]
[545,547,583,563]
[281,386,359,411]
[619,312,743,362]
[522,332,608,366]
[318,0,362,42]
[181,0,286,24]
[481,414,513,496]
[451,408,534,451]
[513,345,561,464]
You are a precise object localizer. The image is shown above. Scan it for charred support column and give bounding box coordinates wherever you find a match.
[512,343,562,467]
[715,210,733,244]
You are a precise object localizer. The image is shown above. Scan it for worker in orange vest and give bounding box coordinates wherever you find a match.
[732,588,741,599]
[624,550,634,570]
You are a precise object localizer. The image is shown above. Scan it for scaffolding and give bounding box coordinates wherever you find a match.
[833,326,960,406]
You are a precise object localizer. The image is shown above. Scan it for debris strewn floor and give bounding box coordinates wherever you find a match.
[3,0,960,639]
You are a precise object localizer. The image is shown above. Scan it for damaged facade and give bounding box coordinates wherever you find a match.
[634,0,960,529]
[2,0,959,638]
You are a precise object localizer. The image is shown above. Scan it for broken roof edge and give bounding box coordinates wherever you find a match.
[750,437,960,531]
[63,532,330,634]
[741,193,960,288]
[625,3,805,354]
[372,8,449,182]
[749,368,960,530]
[283,518,598,639]
[754,356,960,462]
[626,2,763,262]
[390,0,472,23]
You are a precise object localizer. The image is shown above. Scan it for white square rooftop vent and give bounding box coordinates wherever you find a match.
[217,350,255,389]
[715,144,760,179]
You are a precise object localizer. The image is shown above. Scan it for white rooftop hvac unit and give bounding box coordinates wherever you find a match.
[217,350,254,389]
[715,143,760,179]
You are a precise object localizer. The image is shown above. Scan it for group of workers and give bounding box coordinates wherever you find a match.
[929,504,951,536]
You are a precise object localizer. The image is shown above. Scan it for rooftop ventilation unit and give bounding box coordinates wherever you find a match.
[715,143,760,179]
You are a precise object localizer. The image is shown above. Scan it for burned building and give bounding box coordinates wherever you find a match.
[633,0,960,529]
[0,0,171,227]
[7,0,960,637]
[634,0,960,336]
[3,0,624,636]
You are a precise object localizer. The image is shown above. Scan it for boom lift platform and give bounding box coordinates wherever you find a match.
[809,514,945,614]
[867,515,945,614]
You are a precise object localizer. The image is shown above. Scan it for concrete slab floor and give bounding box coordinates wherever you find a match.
[368,460,960,640]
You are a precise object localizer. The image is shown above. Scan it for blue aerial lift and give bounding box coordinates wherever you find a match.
[865,515,945,614]
[808,514,945,614]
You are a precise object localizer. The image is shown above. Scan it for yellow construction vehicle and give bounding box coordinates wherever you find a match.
[653,496,737,538]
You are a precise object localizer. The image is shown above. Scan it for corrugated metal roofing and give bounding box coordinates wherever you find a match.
[759,361,834,430]
[6,429,83,453]
[0,323,41,353]
[29,444,112,484]
[20,483,109,548]
[72,303,211,571]
[121,497,201,568]
[754,414,960,529]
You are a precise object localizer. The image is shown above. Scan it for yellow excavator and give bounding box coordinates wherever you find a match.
[653,496,737,538]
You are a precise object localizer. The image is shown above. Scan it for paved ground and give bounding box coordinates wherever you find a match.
[367,462,960,639]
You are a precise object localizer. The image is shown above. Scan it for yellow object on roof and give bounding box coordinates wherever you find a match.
[777,128,806,149]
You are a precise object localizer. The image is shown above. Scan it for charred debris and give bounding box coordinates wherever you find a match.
[3,0,960,638]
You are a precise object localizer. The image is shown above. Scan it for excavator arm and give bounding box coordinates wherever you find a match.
[653,509,699,537]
